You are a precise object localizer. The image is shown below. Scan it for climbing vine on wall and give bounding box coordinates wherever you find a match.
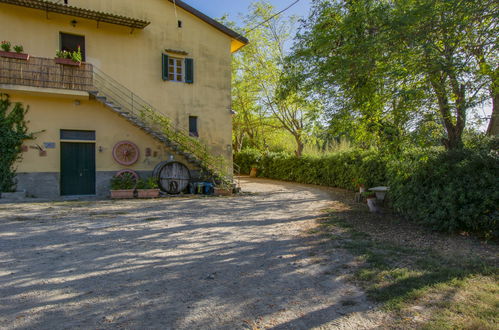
[138,106,231,186]
[0,93,33,192]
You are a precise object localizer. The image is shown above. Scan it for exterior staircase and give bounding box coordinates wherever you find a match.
[90,67,230,185]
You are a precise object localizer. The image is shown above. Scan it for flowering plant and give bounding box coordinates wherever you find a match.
[56,49,71,59]
[56,46,82,63]
[1,40,11,52]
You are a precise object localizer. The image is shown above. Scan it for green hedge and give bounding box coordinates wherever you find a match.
[234,147,499,238]
[388,149,499,237]
[233,148,262,175]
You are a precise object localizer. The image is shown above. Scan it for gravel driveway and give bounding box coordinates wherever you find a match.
[0,177,382,329]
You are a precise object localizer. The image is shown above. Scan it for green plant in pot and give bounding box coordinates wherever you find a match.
[136,177,160,198]
[55,46,82,66]
[1,40,11,52]
[13,45,23,53]
[0,41,29,60]
[110,172,136,199]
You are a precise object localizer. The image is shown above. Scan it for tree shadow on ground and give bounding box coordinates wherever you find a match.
[0,188,373,329]
[317,195,498,329]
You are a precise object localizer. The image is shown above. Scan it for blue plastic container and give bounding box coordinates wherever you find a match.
[203,182,214,195]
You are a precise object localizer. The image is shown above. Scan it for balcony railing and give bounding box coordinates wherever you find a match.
[0,56,93,91]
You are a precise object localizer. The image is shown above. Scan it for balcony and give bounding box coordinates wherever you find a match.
[0,56,93,93]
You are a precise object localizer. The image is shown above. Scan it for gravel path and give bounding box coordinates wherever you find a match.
[0,177,383,329]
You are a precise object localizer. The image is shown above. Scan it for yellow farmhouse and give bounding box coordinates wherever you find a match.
[0,0,247,197]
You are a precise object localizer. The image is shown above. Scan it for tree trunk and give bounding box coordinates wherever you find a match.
[430,76,464,150]
[487,93,498,135]
[486,67,498,135]
[472,48,498,136]
[294,134,304,157]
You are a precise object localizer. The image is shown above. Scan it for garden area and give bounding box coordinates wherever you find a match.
[230,0,498,327]
[231,0,498,239]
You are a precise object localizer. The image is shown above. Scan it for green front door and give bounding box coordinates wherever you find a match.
[60,142,96,195]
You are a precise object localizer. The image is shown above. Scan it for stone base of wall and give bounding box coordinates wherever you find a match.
[12,170,205,199]
[14,171,152,199]
[14,172,59,199]
[13,169,202,199]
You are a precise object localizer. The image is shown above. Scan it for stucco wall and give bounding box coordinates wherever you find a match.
[0,0,234,168]
[10,93,195,173]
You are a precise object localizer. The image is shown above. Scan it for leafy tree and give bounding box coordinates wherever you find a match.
[232,1,322,156]
[287,0,498,150]
[0,93,32,192]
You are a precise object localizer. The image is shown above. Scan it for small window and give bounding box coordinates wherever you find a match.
[189,116,198,137]
[60,130,95,141]
[162,55,193,83]
[168,57,184,82]
[60,32,85,61]
[178,20,182,28]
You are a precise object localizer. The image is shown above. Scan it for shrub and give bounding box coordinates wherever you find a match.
[233,148,263,174]
[234,146,499,238]
[235,148,388,190]
[0,94,32,192]
[388,148,499,238]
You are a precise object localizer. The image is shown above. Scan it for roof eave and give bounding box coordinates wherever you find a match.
[168,0,248,47]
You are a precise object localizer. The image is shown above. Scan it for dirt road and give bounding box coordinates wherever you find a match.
[0,177,382,329]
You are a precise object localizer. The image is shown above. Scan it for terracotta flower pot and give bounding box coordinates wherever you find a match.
[137,189,160,198]
[250,167,257,177]
[54,57,81,66]
[110,189,135,199]
[0,50,29,60]
[214,187,232,196]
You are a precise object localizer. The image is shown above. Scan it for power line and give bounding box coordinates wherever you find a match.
[247,0,300,33]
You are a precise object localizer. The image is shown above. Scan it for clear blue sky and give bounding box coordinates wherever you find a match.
[181,0,312,25]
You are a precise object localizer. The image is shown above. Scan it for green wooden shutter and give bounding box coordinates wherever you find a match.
[162,54,169,81]
[185,58,194,83]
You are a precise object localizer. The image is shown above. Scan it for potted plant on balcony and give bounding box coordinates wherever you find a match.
[0,41,29,61]
[55,46,82,66]
[136,177,160,198]
[110,171,137,199]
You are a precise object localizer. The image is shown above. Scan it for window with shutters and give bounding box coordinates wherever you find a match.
[168,57,183,82]
[162,54,194,83]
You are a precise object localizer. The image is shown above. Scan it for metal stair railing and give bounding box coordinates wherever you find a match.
[91,66,231,184]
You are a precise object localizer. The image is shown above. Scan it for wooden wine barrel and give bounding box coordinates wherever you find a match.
[157,161,191,194]
[152,161,169,179]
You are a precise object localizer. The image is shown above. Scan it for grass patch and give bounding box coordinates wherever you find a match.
[319,215,499,328]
